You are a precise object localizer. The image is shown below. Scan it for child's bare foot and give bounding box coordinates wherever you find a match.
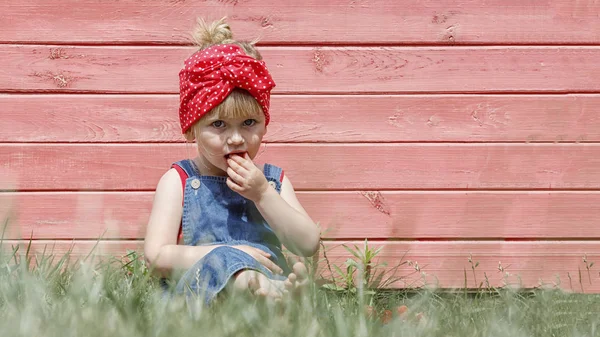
[228,260,310,304]
[283,261,310,298]
[231,270,285,302]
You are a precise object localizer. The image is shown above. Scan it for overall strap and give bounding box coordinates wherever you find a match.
[170,159,199,243]
[171,159,200,179]
[263,163,285,193]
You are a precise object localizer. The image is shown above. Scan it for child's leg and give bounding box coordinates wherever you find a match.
[175,246,272,304]
[229,261,309,301]
[176,245,311,305]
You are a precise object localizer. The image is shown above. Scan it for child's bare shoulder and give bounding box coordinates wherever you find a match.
[158,168,182,186]
[154,168,183,200]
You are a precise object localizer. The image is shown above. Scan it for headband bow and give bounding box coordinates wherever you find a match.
[178,44,276,134]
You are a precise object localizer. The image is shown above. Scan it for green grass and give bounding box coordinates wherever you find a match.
[1,244,600,337]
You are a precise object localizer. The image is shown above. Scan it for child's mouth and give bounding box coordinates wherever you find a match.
[224,152,247,160]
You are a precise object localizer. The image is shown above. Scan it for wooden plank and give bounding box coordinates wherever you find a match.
[4,240,600,292]
[3,192,600,240]
[0,240,142,262]
[3,94,600,143]
[3,143,600,191]
[320,241,600,292]
[3,46,600,93]
[0,192,149,240]
[2,0,600,44]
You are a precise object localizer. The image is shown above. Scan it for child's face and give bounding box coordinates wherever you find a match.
[194,113,267,176]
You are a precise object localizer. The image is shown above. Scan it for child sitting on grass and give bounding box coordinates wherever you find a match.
[143,17,320,305]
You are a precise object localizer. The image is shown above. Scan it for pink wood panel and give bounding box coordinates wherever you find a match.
[321,241,600,292]
[4,240,600,292]
[3,0,598,296]
[2,1,600,44]
[0,240,143,264]
[3,192,600,240]
[2,94,600,143]
[3,46,600,93]
[2,144,600,191]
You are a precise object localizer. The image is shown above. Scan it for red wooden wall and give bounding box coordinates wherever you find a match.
[2,0,600,291]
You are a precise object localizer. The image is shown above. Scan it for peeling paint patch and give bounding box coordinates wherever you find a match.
[427,115,441,127]
[260,16,273,28]
[432,13,448,24]
[387,114,402,127]
[360,191,391,216]
[312,48,329,73]
[49,48,69,60]
[387,108,415,128]
[349,0,367,8]
[216,0,239,5]
[471,103,510,128]
[53,74,70,87]
[243,15,273,28]
[471,108,484,126]
[31,71,74,88]
[444,24,458,44]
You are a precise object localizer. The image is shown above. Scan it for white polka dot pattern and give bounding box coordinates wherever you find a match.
[178,44,276,133]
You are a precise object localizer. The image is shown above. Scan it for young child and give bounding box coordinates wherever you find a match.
[143,17,320,305]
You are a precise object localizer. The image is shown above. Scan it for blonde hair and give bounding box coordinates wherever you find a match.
[184,17,264,142]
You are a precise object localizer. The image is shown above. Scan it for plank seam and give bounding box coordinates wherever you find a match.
[5,239,600,244]
[4,188,600,193]
[5,142,600,147]
[3,93,600,98]
[5,238,600,242]
[3,141,600,144]
[4,190,600,195]
[3,42,600,47]
[5,90,600,95]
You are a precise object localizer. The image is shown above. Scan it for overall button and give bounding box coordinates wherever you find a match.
[191,179,201,189]
[268,181,277,189]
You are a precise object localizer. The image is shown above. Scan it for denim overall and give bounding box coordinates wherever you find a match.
[170,159,291,305]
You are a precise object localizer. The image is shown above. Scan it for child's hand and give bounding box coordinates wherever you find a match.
[232,245,284,275]
[226,153,270,202]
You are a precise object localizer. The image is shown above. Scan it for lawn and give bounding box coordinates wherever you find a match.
[0,241,599,337]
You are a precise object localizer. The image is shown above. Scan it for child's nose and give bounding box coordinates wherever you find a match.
[227,131,245,145]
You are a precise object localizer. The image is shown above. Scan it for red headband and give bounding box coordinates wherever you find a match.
[178,44,276,134]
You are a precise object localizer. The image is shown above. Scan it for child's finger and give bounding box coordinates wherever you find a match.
[229,154,247,164]
[247,246,271,258]
[240,155,256,170]
[226,177,243,192]
[257,255,283,275]
[226,167,246,185]
[227,158,249,174]
[231,153,255,171]
[256,249,271,257]
[241,152,256,169]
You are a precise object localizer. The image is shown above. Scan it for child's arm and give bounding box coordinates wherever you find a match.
[144,169,283,276]
[226,154,321,257]
[143,169,221,276]
[255,176,321,257]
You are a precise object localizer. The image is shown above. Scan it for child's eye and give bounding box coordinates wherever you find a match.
[243,119,256,127]
[212,120,225,128]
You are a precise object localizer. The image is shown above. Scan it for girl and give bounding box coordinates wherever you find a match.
[143,17,320,305]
